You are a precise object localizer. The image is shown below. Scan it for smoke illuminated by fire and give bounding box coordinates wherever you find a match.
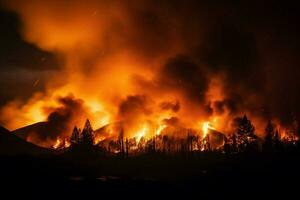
[0,0,299,148]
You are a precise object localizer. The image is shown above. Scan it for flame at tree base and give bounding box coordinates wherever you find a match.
[48,116,299,155]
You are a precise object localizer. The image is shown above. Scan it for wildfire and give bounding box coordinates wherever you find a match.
[0,0,298,154]
[65,140,71,148]
[52,138,71,149]
[280,130,299,144]
[155,124,167,136]
[53,138,61,149]
[52,116,299,155]
[202,120,216,138]
[94,136,106,144]
[135,124,149,143]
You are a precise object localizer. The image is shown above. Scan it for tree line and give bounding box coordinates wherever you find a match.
[66,115,299,157]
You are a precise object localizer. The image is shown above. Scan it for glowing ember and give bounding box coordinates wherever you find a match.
[53,138,61,149]
[52,137,70,149]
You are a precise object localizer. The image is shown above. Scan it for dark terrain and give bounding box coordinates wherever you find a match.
[1,151,300,198]
[1,126,299,198]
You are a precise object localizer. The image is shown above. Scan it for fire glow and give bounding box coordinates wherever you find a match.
[202,120,216,138]
[0,0,299,150]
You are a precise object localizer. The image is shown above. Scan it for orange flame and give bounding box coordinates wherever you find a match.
[0,0,295,149]
[135,124,149,143]
[53,138,61,149]
[52,137,70,149]
[202,120,216,138]
[156,124,167,136]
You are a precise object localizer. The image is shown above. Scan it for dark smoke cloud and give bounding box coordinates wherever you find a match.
[202,20,260,82]
[163,117,180,127]
[46,95,85,129]
[157,55,209,103]
[118,95,152,121]
[213,99,238,115]
[160,100,180,113]
[12,95,88,146]
[40,95,87,140]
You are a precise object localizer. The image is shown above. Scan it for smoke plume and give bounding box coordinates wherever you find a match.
[1,0,300,146]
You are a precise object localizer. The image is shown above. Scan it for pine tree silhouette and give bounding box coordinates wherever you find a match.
[236,115,255,136]
[70,126,80,145]
[81,119,94,146]
[235,115,257,152]
[264,120,275,152]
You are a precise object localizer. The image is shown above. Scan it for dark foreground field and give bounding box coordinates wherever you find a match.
[1,150,300,199]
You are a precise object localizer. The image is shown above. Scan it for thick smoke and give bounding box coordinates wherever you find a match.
[10,95,90,147]
[45,95,87,134]
[157,55,209,104]
[118,95,152,121]
[160,100,180,113]
[1,0,300,143]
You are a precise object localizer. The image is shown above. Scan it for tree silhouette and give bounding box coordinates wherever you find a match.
[81,119,94,146]
[70,126,80,145]
[273,130,282,152]
[236,115,255,136]
[264,120,275,152]
[162,135,168,154]
[125,138,129,157]
[118,128,125,158]
[224,134,238,154]
[235,115,257,152]
[232,133,237,151]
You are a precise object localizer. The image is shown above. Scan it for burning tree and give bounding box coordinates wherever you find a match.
[65,116,299,156]
[236,115,255,135]
[234,115,258,152]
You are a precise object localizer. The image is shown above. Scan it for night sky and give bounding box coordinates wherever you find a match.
[0,4,59,105]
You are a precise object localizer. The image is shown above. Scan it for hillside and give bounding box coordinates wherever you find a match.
[0,126,51,155]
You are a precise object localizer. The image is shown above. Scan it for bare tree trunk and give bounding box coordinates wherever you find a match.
[125,138,129,158]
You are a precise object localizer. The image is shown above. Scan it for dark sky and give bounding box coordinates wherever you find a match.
[1,0,300,128]
[0,3,59,105]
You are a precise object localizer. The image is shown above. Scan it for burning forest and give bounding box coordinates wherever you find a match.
[0,0,300,197]
[0,0,299,150]
[51,116,299,156]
